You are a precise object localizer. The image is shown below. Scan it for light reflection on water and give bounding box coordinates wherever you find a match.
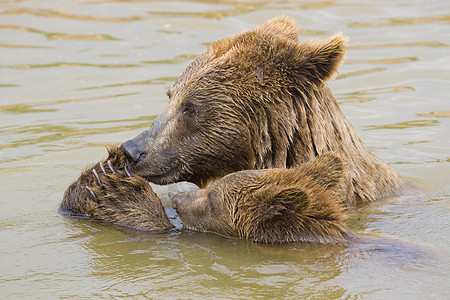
[1,0,449,298]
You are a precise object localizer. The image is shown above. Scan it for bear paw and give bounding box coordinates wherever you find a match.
[85,161,174,232]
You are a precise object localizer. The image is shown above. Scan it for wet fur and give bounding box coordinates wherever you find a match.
[122,16,415,204]
[61,17,420,243]
[62,148,355,243]
[172,152,352,244]
[60,146,173,232]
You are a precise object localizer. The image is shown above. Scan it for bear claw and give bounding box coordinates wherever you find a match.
[99,162,107,174]
[92,169,102,187]
[86,185,98,203]
[124,162,133,177]
[107,160,117,174]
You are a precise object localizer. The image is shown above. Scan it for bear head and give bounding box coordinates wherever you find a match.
[171,152,351,243]
[122,16,347,188]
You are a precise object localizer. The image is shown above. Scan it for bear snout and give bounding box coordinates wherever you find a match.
[121,139,144,163]
[171,190,201,211]
[171,196,180,210]
[171,192,190,210]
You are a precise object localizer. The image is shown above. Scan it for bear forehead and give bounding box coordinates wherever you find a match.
[169,34,298,99]
[168,16,346,101]
[169,18,302,95]
[211,16,299,58]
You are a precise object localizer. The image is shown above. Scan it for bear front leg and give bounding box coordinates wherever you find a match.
[84,161,175,232]
[60,145,128,216]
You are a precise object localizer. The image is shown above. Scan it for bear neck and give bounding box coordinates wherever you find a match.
[248,84,409,204]
[249,85,366,167]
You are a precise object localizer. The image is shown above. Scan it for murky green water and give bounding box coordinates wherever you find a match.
[1,0,449,298]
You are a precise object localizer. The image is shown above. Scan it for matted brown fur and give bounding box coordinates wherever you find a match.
[60,146,173,232]
[172,153,352,244]
[61,17,419,242]
[121,16,415,205]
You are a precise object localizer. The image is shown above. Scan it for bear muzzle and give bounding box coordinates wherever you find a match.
[121,139,144,163]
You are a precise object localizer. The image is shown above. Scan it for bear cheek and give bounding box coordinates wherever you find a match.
[195,131,255,180]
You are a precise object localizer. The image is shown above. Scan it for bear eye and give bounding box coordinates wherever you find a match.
[184,104,197,115]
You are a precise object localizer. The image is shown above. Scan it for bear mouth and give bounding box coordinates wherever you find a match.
[124,153,224,190]
[124,155,182,185]
[140,166,183,186]
[119,140,183,178]
[148,169,222,190]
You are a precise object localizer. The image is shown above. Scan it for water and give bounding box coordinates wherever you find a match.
[1,0,449,298]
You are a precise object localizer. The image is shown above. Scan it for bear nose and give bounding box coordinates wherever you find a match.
[121,140,144,163]
[171,197,179,210]
[171,193,187,210]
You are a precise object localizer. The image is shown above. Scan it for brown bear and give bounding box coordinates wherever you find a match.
[60,146,174,232]
[172,152,352,244]
[61,16,421,243]
[120,16,415,205]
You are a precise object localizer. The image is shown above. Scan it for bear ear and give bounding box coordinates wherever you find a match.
[235,168,349,243]
[258,16,299,41]
[236,186,311,243]
[303,152,350,199]
[297,33,347,84]
[255,187,309,223]
[265,187,309,222]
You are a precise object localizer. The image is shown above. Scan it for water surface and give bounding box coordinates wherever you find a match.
[1,0,449,298]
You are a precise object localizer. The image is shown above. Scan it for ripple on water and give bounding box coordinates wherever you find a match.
[0,24,120,41]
